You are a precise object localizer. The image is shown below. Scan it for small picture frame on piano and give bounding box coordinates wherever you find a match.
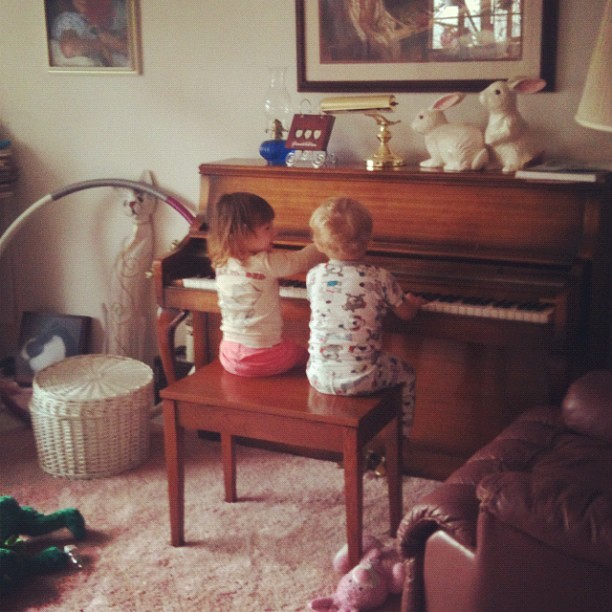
[285,114,336,168]
[286,114,335,151]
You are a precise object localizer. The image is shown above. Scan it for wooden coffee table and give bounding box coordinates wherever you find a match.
[161,359,402,569]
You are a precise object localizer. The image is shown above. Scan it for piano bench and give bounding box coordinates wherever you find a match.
[160,359,403,570]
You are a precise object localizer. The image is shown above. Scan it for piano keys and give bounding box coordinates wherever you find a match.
[153,159,611,479]
[177,275,555,324]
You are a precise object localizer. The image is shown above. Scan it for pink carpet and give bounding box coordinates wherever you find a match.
[1,423,440,611]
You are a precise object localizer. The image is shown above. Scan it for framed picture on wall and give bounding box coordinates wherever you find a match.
[296,0,557,92]
[44,0,141,74]
[15,312,91,385]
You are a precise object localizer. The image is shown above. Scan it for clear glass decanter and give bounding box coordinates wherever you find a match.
[260,67,293,165]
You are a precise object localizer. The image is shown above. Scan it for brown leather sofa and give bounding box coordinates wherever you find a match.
[397,370,612,612]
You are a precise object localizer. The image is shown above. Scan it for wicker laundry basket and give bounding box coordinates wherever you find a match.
[30,354,153,479]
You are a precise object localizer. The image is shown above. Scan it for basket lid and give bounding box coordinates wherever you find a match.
[33,354,153,401]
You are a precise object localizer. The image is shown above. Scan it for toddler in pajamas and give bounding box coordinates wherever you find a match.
[306,197,425,437]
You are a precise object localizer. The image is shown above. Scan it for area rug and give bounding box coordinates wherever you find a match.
[1,424,440,611]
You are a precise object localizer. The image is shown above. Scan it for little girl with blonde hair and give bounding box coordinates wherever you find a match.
[207,191,325,377]
[307,197,424,437]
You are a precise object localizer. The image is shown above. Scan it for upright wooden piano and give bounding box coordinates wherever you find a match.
[153,159,611,479]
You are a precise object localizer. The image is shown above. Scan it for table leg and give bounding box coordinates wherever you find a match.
[191,311,210,368]
[221,432,237,502]
[386,413,402,536]
[163,399,185,546]
[343,429,363,569]
[156,307,188,384]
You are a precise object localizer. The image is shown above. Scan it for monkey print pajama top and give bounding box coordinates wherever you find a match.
[306,260,416,437]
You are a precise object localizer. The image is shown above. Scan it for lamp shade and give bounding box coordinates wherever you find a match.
[575,0,612,132]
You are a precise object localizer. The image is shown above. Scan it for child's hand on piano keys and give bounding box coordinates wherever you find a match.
[405,293,429,307]
[392,293,428,321]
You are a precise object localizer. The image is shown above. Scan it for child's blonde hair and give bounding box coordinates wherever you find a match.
[309,197,372,260]
[207,192,275,267]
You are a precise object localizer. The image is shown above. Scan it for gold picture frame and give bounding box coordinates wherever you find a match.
[297,0,557,93]
[45,0,141,74]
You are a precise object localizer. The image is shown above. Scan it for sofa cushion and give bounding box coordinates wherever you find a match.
[446,406,562,487]
[477,471,612,568]
[532,431,612,492]
[562,370,612,443]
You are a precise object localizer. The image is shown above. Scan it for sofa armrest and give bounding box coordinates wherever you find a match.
[397,485,479,612]
[477,472,612,568]
[398,484,479,558]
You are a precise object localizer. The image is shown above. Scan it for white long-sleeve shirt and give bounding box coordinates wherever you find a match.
[215,244,323,348]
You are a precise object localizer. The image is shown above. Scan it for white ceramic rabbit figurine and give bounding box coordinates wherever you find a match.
[479,76,546,173]
[411,92,488,172]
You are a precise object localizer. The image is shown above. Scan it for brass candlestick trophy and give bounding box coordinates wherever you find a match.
[319,95,405,170]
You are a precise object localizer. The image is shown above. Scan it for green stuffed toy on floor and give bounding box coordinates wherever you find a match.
[0,495,86,593]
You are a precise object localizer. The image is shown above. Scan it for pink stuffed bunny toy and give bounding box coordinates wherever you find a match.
[332,534,382,575]
[309,544,405,612]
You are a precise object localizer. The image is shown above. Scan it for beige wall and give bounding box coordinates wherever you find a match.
[1,0,611,365]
